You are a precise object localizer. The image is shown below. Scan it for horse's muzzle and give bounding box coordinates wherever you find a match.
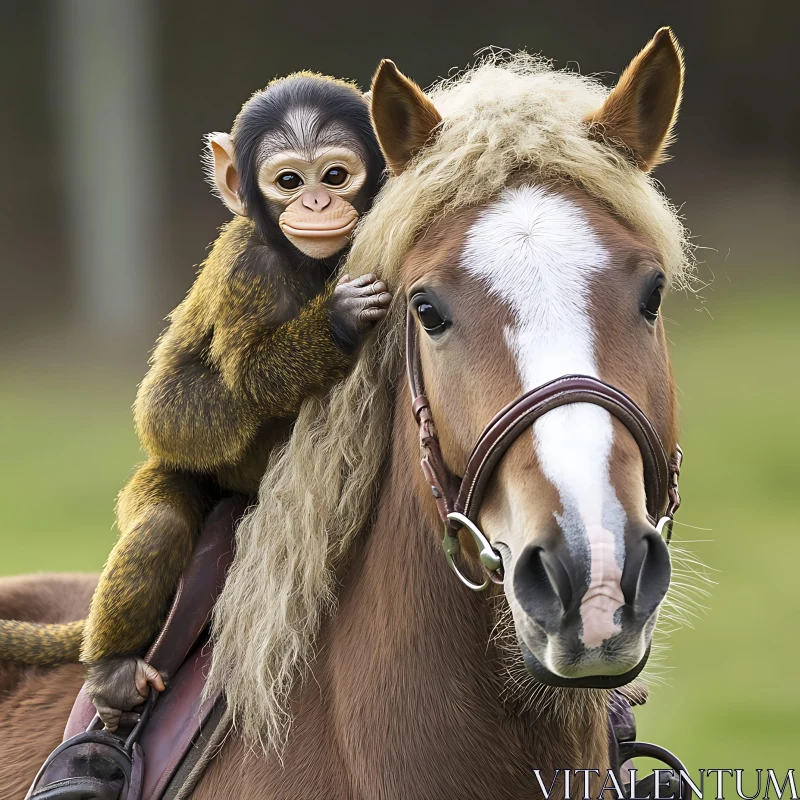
[509,521,671,687]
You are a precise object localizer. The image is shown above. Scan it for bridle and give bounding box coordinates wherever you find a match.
[405,307,683,592]
[405,305,693,785]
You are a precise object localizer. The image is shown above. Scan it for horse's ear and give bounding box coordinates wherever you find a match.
[585,27,684,172]
[370,60,442,175]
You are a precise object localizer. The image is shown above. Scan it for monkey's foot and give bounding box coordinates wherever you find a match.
[85,656,165,731]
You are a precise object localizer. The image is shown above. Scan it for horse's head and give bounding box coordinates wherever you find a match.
[371,30,685,687]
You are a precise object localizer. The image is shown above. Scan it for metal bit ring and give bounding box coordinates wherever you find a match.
[441,512,504,592]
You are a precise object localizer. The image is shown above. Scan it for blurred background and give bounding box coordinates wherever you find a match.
[1,0,797,779]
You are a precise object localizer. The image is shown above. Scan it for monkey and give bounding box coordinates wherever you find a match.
[0,73,391,730]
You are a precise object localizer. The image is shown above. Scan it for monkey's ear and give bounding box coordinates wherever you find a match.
[584,27,684,172]
[370,60,442,175]
[206,132,247,216]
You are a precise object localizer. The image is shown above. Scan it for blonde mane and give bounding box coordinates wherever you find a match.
[207,52,694,752]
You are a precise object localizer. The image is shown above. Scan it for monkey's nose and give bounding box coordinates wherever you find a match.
[301,190,331,211]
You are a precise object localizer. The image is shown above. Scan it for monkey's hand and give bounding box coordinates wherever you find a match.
[85,656,165,732]
[328,273,392,349]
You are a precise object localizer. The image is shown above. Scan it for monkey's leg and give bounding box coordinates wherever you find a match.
[82,459,217,725]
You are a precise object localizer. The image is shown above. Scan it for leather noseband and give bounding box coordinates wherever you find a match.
[406,307,683,591]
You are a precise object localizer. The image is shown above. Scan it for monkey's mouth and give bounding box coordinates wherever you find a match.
[280,216,358,239]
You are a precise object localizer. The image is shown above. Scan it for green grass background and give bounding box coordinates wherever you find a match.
[1,279,797,776]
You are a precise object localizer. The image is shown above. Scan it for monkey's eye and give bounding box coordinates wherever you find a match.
[277,172,303,190]
[641,275,665,324]
[322,167,348,187]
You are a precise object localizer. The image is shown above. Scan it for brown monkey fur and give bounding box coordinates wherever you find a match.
[0,215,355,669]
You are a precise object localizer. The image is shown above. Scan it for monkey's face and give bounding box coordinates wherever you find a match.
[258,147,367,259]
[207,128,372,261]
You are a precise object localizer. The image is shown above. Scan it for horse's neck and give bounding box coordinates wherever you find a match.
[197,396,613,800]
[323,398,611,799]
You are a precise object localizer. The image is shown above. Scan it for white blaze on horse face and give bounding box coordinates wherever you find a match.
[462,185,627,651]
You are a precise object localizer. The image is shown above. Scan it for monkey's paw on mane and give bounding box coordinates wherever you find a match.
[328,272,392,353]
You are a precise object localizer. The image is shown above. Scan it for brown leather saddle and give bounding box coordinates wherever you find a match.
[25,496,249,800]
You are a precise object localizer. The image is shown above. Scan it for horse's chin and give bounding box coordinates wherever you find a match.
[517,636,651,689]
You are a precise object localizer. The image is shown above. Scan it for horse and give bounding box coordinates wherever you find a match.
[0,29,696,799]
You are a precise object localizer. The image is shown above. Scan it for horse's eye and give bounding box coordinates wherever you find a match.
[417,302,446,333]
[277,172,303,190]
[642,284,663,323]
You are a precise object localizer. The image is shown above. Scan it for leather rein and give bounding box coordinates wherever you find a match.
[405,307,683,591]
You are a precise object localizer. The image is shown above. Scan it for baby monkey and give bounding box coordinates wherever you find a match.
[0,74,391,729]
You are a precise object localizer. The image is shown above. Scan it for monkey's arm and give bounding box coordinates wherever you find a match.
[135,282,354,473]
[217,287,357,416]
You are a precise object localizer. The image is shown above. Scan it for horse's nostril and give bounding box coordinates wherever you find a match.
[620,538,646,606]
[513,544,573,632]
[543,550,573,611]
[621,530,671,620]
